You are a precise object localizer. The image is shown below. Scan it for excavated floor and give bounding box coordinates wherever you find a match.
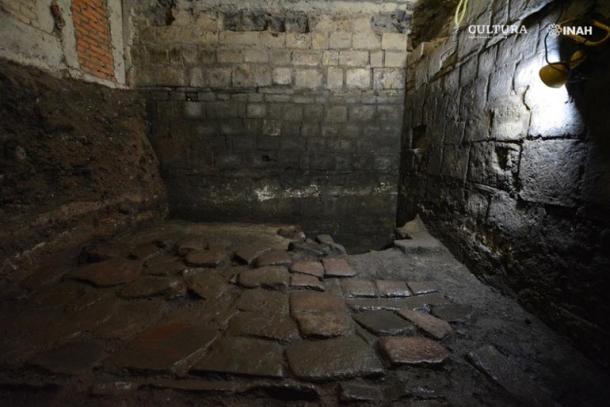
[0,220,608,406]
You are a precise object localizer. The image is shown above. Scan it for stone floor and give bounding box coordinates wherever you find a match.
[0,220,609,406]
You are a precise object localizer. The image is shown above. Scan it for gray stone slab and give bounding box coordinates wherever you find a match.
[193,337,285,378]
[286,335,384,381]
[347,293,450,311]
[407,281,439,295]
[468,345,557,407]
[353,310,416,336]
[394,238,443,253]
[431,304,475,322]
[376,280,412,297]
[380,336,450,365]
[398,309,453,339]
[341,279,377,297]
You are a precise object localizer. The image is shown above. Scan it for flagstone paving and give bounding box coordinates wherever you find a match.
[0,221,608,406]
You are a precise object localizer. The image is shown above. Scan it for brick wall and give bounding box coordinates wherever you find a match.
[72,0,115,80]
[400,0,610,363]
[131,0,414,251]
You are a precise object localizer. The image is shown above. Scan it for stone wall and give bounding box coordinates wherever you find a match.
[400,0,610,362]
[0,0,126,87]
[0,59,167,278]
[127,0,414,251]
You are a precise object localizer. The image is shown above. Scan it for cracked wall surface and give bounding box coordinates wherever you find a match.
[399,0,610,363]
[128,0,415,251]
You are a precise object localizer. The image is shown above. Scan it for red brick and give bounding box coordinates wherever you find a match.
[72,0,115,81]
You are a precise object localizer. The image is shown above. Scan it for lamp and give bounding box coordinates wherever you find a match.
[539,19,610,88]
[539,50,587,88]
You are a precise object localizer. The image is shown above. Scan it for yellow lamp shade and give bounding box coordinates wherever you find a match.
[539,50,587,88]
[539,63,570,88]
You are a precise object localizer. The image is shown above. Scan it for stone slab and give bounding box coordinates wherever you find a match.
[185,249,229,268]
[340,382,384,402]
[468,345,556,407]
[376,280,412,297]
[192,337,285,378]
[238,266,290,289]
[290,274,324,291]
[290,291,347,315]
[227,311,300,342]
[144,255,186,276]
[431,304,475,322]
[289,241,327,257]
[95,299,166,339]
[70,258,142,287]
[398,309,453,339]
[129,243,164,262]
[118,276,185,299]
[255,250,292,267]
[380,336,449,365]
[185,270,229,300]
[291,261,325,278]
[341,279,377,297]
[29,340,106,375]
[394,238,443,254]
[286,335,384,381]
[234,244,272,265]
[237,289,289,316]
[294,312,353,338]
[353,310,417,336]
[80,242,127,263]
[347,293,450,311]
[108,322,217,373]
[322,258,357,278]
[407,281,439,295]
[177,238,208,256]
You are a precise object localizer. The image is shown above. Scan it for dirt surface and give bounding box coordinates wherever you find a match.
[0,58,167,276]
[0,220,608,406]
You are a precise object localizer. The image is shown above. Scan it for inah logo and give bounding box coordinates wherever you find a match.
[548,24,594,38]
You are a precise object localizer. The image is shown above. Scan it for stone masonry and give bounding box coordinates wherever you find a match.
[399,0,610,364]
[129,0,414,251]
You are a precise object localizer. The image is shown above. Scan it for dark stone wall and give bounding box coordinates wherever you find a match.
[0,59,168,277]
[400,0,610,363]
[130,1,412,252]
